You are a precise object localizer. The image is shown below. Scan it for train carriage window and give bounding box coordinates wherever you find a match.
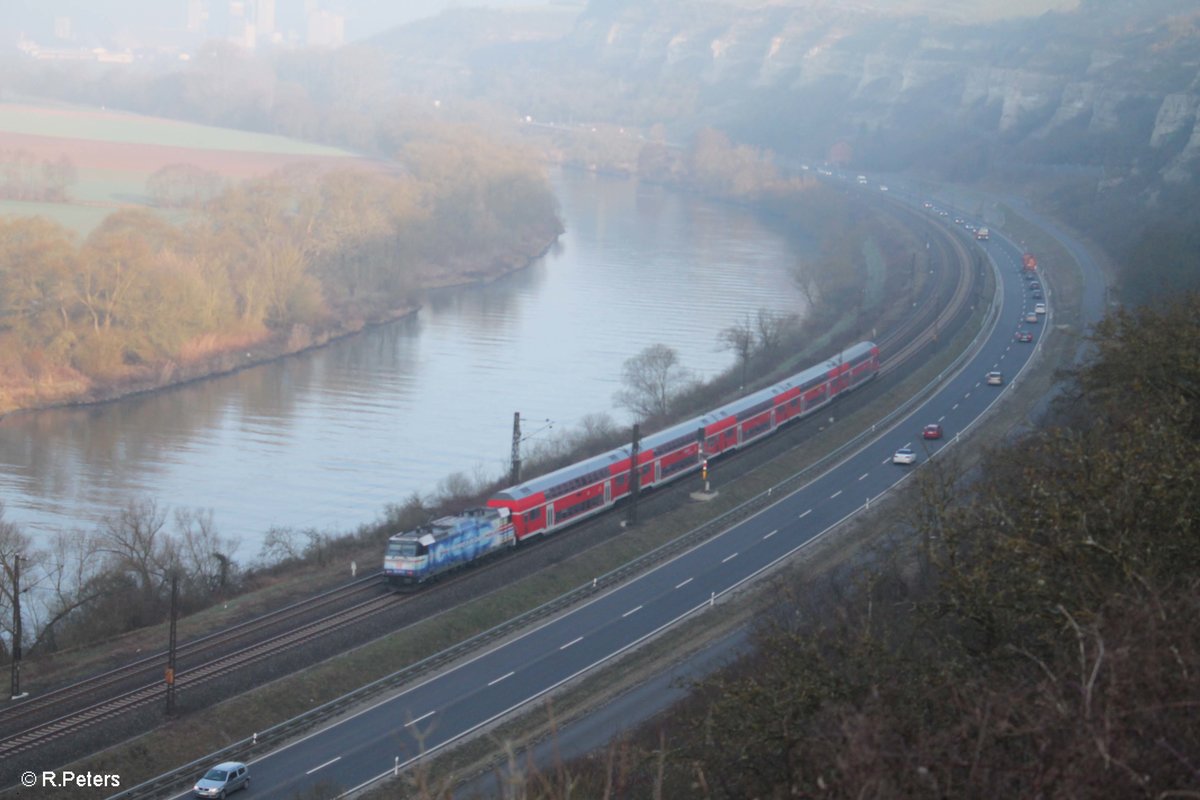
[661,452,699,477]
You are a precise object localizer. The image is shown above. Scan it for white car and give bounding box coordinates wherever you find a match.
[892,447,917,465]
[986,371,1003,386]
[1035,302,1046,315]
[194,762,249,798]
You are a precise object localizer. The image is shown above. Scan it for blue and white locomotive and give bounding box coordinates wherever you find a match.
[383,506,515,588]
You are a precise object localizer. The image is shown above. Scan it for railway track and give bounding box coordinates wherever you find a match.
[0,200,981,777]
[0,574,384,747]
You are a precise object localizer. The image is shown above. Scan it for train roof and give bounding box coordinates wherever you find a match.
[390,506,508,544]
[493,442,632,501]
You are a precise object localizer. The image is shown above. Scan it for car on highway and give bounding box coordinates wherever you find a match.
[1025,312,1039,323]
[1035,302,1046,315]
[1031,289,1043,299]
[893,446,917,465]
[986,371,1003,385]
[193,762,250,798]
[923,423,943,439]
[1016,330,1034,343]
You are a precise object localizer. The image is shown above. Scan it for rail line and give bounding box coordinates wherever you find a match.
[0,574,383,738]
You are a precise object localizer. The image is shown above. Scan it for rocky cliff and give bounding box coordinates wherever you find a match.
[383,0,1200,189]
[553,0,1200,184]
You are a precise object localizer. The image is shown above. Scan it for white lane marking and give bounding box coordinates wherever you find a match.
[622,605,643,617]
[721,552,738,563]
[488,671,514,686]
[307,756,342,775]
[675,577,693,589]
[799,509,812,519]
[763,529,778,540]
[830,489,843,499]
[560,636,582,650]
[965,392,971,399]
[938,415,946,422]
[952,403,959,410]
[882,456,891,464]
[975,382,981,388]
[858,473,868,481]
[405,710,435,728]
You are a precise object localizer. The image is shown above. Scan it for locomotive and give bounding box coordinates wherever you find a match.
[384,341,879,588]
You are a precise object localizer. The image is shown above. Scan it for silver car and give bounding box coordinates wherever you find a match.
[193,762,249,799]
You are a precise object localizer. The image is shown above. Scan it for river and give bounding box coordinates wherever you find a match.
[0,170,810,558]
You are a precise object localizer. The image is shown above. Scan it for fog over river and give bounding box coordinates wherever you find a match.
[0,170,810,557]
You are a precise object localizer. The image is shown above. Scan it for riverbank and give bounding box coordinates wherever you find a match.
[0,232,561,420]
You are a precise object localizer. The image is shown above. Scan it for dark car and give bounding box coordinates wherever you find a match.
[1016,330,1034,343]
[923,423,943,439]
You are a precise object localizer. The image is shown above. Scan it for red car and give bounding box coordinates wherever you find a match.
[1015,330,1034,343]
[923,423,943,439]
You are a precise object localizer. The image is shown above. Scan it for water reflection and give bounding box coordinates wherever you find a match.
[0,171,811,554]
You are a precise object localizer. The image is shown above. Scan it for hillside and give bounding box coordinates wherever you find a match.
[380,0,1200,194]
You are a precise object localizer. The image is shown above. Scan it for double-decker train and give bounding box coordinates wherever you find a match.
[384,340,879,588]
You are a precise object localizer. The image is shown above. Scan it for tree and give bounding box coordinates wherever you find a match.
[96,498,175,613]
[0,216,77,342]
[0,502,35,663]
[754,308,798,353]
[717,315,755,390]
[614,343,694,421]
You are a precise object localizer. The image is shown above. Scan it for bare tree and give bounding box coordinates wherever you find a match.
[614,343,694,421]
[0,502,34,661]
[259,526,302,566]
[718,315,755,390]
[175,507,239,592]
[570,412,620,453]
[27,528,106,654]
[755,308,799,353]
[97,498,175,607]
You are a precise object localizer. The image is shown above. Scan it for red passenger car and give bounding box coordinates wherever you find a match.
[487,342,880,540]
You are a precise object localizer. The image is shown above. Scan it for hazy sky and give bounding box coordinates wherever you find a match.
[4,0,540,44]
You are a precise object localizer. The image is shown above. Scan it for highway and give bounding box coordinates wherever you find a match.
[157,212,1053,799]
